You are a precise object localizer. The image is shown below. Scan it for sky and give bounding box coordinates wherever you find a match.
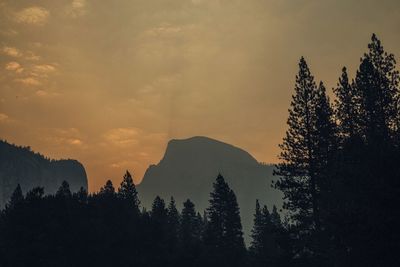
[1,0,400,191]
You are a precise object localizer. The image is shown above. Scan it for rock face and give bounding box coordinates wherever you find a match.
[0,140,88,207]
[137,136,283,243]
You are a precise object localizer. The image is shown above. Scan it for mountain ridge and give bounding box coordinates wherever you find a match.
[0,140,88,207]
[137,136,283,243]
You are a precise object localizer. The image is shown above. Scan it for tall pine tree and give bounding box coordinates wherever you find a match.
[204,174,245,267]
[275,58,336,263]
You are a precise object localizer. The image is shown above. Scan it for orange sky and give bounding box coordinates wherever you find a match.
[1,0,400,191]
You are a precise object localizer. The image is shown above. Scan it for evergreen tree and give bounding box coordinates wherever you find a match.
[25,187,44,202]
[99,180,115,197]
[150,196,169,265]
[180,199,202,255]
[352,34,400,143]
[270,205,282,228]
[166,197,180,264]
[204,174,245,267]
[250,202,288,267]
[365,34,400,137]
[356,57,389,143]
[274,59,336,264]
[6,184,24,210]
[117,170,140,212]
[56,181,72,199]
[74,187,88,204]
[334,67,360,139]
[274,58,321,250]
[250,200,264,253]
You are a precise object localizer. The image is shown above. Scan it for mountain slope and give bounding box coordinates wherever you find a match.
[137,136,283,242]
[0,140,88,207]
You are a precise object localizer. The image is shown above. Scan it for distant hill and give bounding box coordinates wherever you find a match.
[137,136,283,243]
[0,140,88,208]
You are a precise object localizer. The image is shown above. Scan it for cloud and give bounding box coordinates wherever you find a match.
[2,46,22,57]
[15,77,41,86]
[5,61,23,73]
[33,64,56,73]
[35,90,60,98]
[2,47,40,61]
[15,7,49,26]
[0,113,9,122]
[104,128,141,146]
[67,0,87,18]
[41,128,85,147]
[69,139,83,145]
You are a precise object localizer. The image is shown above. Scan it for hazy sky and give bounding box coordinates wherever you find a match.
[1,0,399,191]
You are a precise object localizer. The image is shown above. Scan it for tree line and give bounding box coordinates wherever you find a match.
[0,172,286,267]
[1,34,399,266]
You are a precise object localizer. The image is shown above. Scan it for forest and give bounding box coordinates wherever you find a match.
[1,34,399,267]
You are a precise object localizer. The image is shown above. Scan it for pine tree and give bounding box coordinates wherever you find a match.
[334,67,360,139]
[180,199,202,252]
[366,34,399,137]
[274,58,336,262]
[355,57,389,143]
[250,202,287,267]
[274,57,319,234]
[99,180,115,197]
[270,205,282,228]
[6,184,24,210]
[250,200,264,254]
[166,197,180,264]
[150,196,169,265]
[25,187,44,202]
[56,181,72,199]
[74,187,88,203]
[204,174,245,267]
[354,34,400,143]
[118,170,140,212]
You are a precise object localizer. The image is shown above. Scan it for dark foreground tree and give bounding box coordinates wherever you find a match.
[274,58,336,264]
[179,199,203,266]
[250,201,290,267]
[203,174,246,267]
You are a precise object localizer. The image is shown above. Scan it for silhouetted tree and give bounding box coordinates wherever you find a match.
[99,180,115,197]
[56,180,72,199]
[74,187,88,203]
[274,58,336,262]
[250,201,288,267]
[204,174,246,267]
[5,184,23,210]
[25,187,44,202]
[334,67,360,139]
[118,170,140,213]
[179,199,203,265]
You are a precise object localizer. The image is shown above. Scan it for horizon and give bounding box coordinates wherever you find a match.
[1,0,400,191]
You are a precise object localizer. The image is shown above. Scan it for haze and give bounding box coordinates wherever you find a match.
[1,0,400,191]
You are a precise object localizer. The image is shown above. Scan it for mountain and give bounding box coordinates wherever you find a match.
[137,136,283,242]
[0,140,88,208]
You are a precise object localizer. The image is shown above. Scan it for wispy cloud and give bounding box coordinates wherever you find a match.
[15,77,41,86]
[67,0,87,18]
[5,61,23,73]
[15,7,49,26]
[33,64,56,73]
[3,46,22,57]
[104,128,141,146]
[35,90,60,98]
